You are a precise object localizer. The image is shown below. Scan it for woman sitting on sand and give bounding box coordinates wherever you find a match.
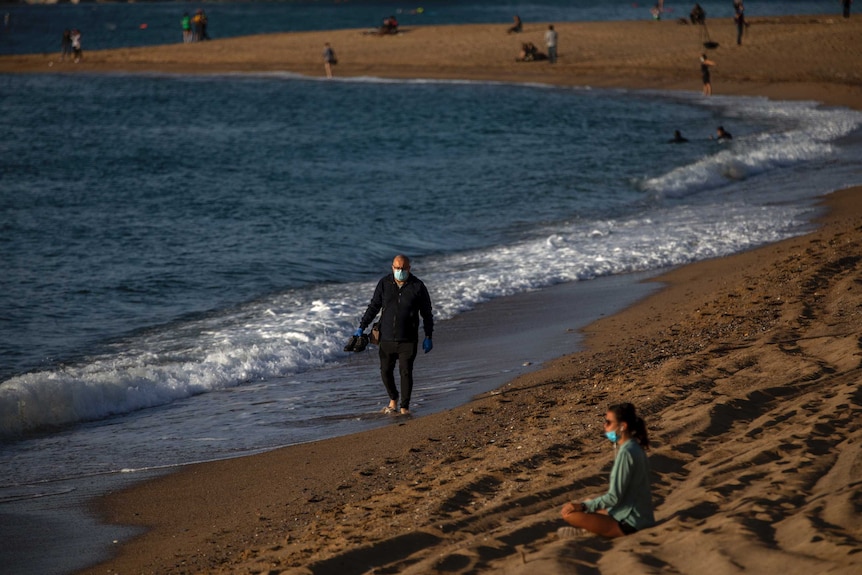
[559,403,655,538]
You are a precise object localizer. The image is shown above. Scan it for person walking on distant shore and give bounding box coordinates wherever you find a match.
[690,3,706,24]
[200,9,210,40]
[700,53,715,95]
[559,403,655,539]
[842,0,852,18]
[192,9,204,42]
[348,255,434,416]
[181,12,192,43]
[545,24,558,64]
[733,1,746,45]
[60,29,72,61]
[322,42,337,78]
[70,29,82,63]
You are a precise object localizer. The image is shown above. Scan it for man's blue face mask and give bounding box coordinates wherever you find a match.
[394,269,409,282]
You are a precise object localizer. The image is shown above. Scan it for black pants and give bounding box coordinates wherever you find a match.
[378,340,418,409]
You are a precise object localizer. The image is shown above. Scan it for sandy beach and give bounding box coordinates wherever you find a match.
[4,15,859,575]
[2,15,861,107]
[80,186,862,575]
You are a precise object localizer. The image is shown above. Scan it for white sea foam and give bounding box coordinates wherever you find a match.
[641,97,862,198]
[0,197,812,438]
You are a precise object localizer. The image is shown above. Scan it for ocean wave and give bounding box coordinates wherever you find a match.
[639,98,862,199]
[0,199,813,438]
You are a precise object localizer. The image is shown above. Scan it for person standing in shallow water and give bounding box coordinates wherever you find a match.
[559,403,655,538]
[351,255,434,416]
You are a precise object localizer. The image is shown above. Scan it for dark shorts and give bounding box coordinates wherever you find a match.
[618,521,638,535]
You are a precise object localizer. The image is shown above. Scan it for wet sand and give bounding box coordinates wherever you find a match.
[5,15,858,575]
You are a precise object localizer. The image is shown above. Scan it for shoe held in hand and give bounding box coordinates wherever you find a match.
[343,335,358,352]
[352,334,369,352]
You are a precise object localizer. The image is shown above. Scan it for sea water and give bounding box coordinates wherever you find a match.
[3,72,862,482]
[1,2,862,574]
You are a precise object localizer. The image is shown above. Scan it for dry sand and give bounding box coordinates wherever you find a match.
[5,15,858,575]
[2,15,861,107]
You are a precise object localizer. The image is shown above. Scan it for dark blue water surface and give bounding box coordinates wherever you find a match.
[0,73,698,378]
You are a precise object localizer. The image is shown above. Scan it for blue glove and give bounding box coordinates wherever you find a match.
[354,328,364,337]
[423,337,433,354]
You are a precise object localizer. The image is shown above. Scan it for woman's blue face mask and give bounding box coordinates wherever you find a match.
[604,416,621,443]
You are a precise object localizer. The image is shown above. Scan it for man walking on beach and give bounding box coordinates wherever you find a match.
[351,255,434,415]
[545,25,558,64]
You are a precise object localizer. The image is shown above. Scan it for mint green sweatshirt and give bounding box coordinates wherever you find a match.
[583,439,655,531]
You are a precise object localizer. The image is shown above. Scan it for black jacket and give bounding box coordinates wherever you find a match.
[359,274,433,343]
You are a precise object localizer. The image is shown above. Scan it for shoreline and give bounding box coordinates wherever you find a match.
[4,16,857,575]
[2,16,861,109]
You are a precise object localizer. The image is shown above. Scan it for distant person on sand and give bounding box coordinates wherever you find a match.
[60,29,72,61]
[192,9,209,42]
[348,254,434,416]
[181,12,192,43]
[507,14,523,34]
[842,0,852,18]
[515,42,547,62]
[690,3,706,24]
[700,53,715,95]
[712,125,733,141]
[70,29,82,63]
[733,1,746,45]
[545,24,558,64]
[558,403,655,539]
[669,129,689,143]
[322,42,337,78]
[380,15,399,35]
